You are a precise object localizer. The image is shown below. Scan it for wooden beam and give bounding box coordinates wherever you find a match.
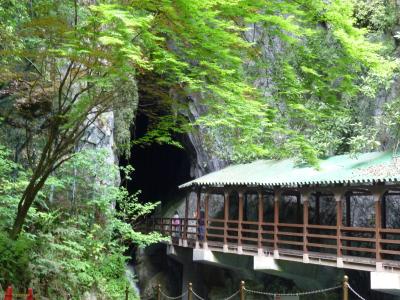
[303,193,309,254]
[345,193,351,227]
[382,193,387,229]
[224,190,229,246]
[238,191,244,249]
[296,193,302,224]
[382,193,387,253]
[315,192,321,225]
[204,192,209,246]
[244,193,248,222]
[345,192,351,251]
[335,193,343,258]
[273,191,280,254]
[258,191,264,251]
[184,194,189,240]
[374,191,383,263]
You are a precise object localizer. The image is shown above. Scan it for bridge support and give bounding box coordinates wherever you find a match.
[254,255,280,271]
[193,248,217,263]
[371,271,400,296]
[336,257,344,268]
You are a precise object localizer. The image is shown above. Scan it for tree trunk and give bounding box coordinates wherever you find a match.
[10,168,53,239]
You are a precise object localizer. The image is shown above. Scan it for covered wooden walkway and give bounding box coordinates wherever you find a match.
[146,151,400,272]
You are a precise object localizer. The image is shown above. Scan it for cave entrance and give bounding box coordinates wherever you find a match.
[120,113,193,211]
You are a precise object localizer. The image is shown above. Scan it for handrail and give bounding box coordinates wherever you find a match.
[341,226,375,233]
[142,217,400,266]
[307,224,336,230]
[156,277,348,300]
[278,222,304,228]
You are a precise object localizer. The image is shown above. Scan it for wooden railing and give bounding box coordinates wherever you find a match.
[141,217,400,267]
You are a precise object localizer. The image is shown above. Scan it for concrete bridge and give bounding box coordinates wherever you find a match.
[144,151,400,297]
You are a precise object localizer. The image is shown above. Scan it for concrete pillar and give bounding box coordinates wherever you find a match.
[371,271,400,296]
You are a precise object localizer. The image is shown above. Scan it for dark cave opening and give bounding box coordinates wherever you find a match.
[120,113,193,208]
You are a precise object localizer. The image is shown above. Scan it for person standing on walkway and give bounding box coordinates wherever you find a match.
[198,210,205,241]
[172,210,180,241]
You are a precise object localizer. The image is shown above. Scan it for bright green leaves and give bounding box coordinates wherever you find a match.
[1,0,398,168]
[353,0,397,32]
[0,146,153,298]
[300,66,322,78]
[232,0,398,164]
[98,35,125,46]
[89,4,154,70]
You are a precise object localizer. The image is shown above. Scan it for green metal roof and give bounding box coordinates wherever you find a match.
[179,151,400,188]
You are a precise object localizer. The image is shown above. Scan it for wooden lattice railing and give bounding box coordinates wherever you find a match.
[140,217,400,269]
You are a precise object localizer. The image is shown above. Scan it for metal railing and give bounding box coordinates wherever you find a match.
[155,275,352,300]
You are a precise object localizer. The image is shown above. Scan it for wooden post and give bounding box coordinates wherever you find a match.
[345,192,351,257]
[26,288,34,300]
[345,193,351,227]
[303,193,309,258]
[296,193,301,224]
[240,281,245,300]
[204,192,209,247]
[188,282,193,300]
[170,217,173,238]
[343,275,349,300]
[335,193,343,265]
[244,193,248,222]
[196,190,201,244]
[238,191,244,253]
[374,191,383,267]
[382,193,387,252]
[184,193,189,241]
[4,286,12,300]
[273,191,280,257]
[224,190,230,250]
[382,193,387,229]
[157,284,161,300]
[257,191,264,254]
[315,192,321,225]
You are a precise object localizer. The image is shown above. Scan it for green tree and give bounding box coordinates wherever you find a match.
[0,0,397,238]
[0,144,159,298]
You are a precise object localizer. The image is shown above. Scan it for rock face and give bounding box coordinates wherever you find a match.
[184,94,227,179]
[82,111,118,165]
